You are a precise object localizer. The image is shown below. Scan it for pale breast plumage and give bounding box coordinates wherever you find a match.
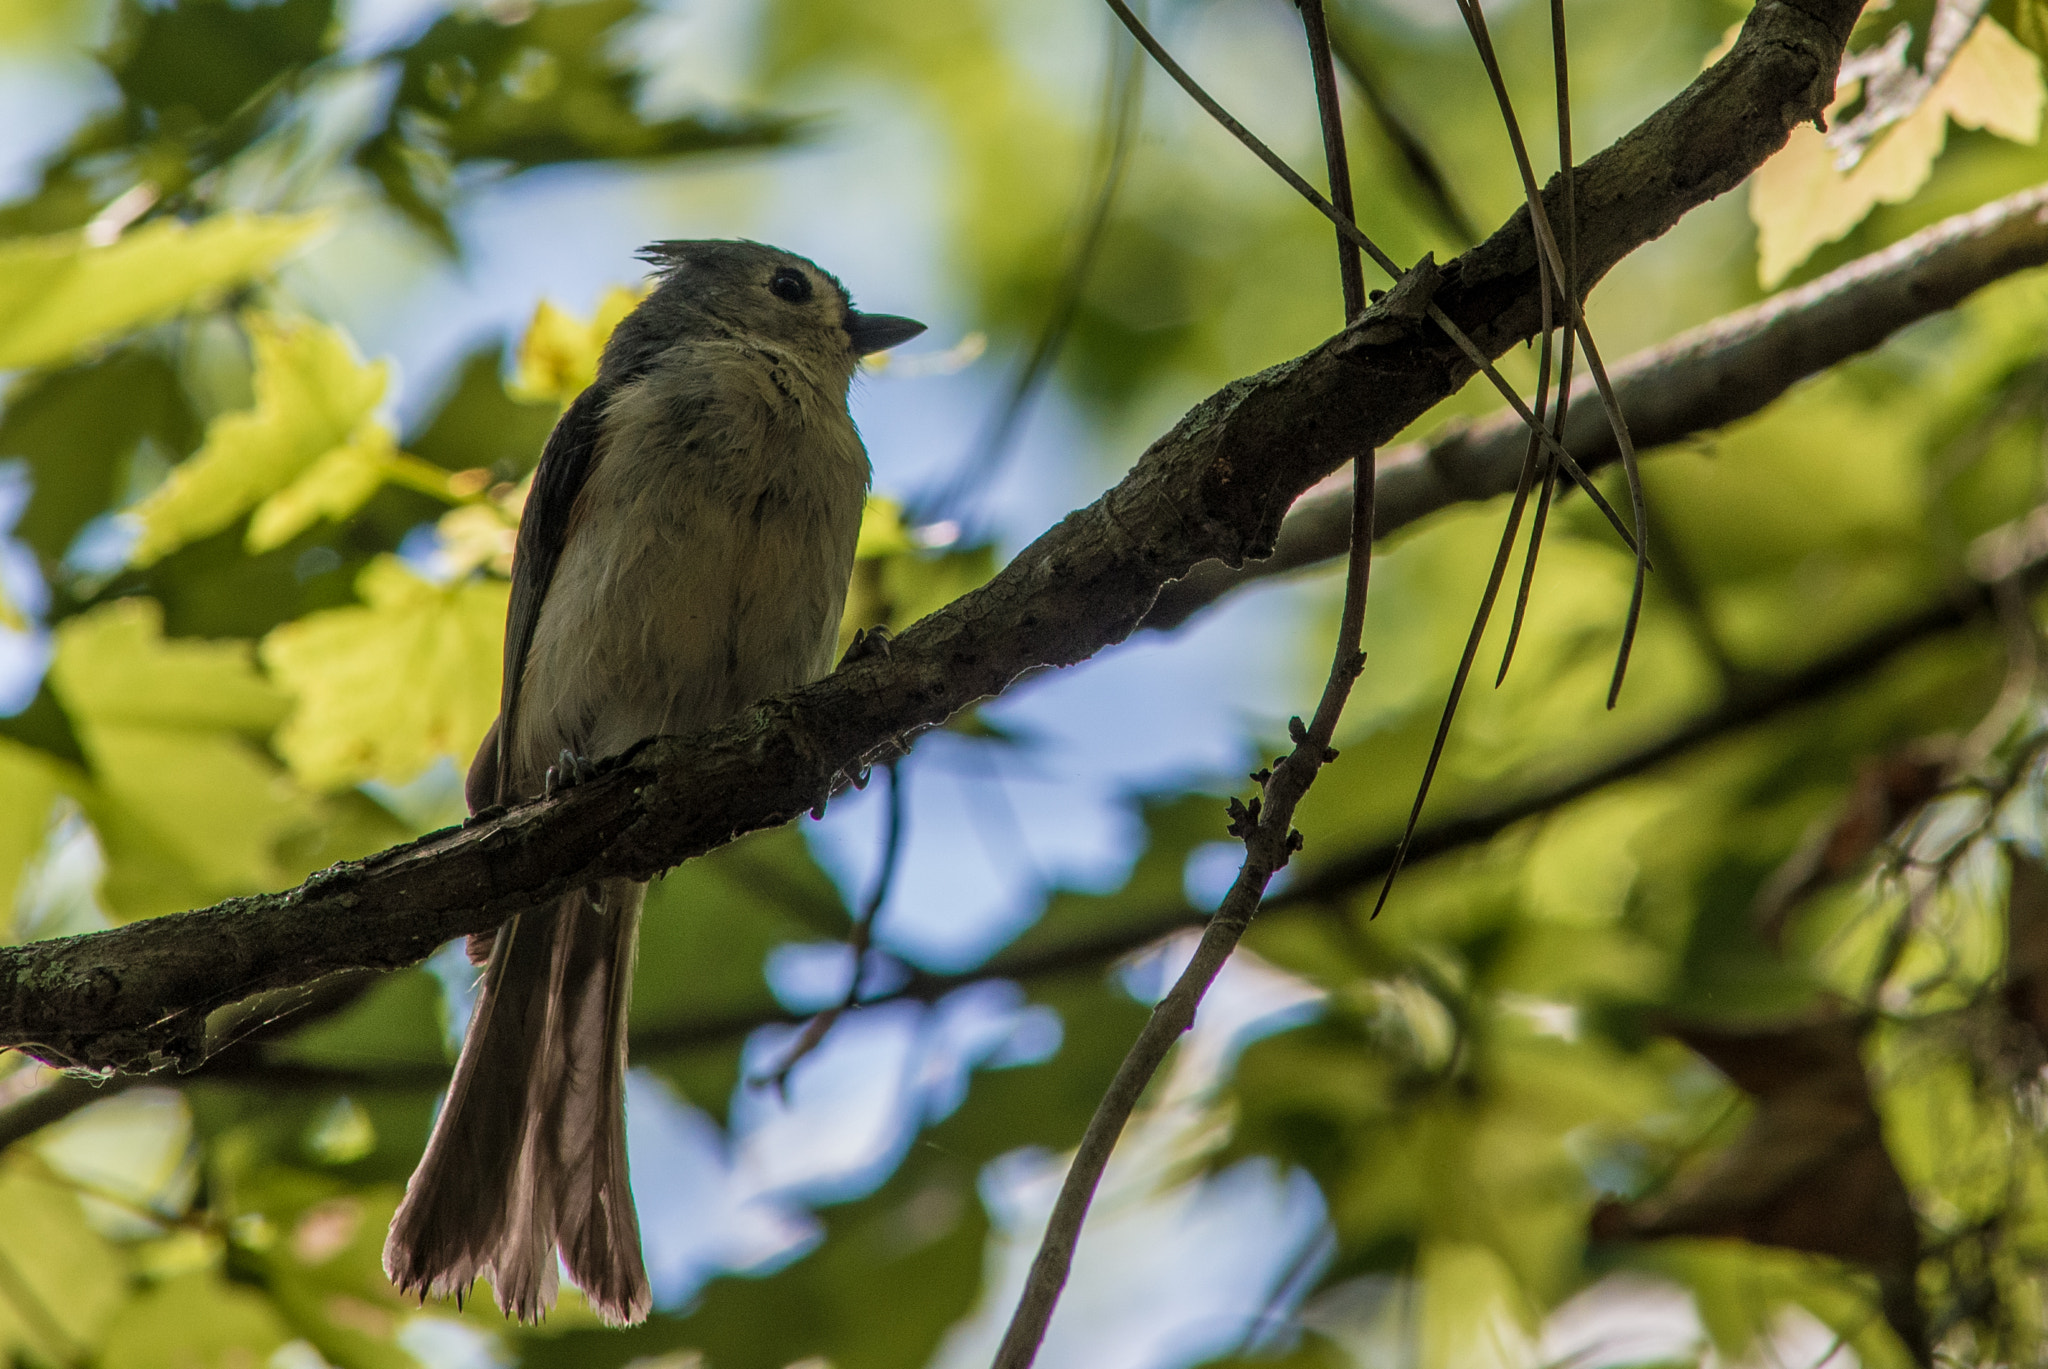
[507,336,870,790]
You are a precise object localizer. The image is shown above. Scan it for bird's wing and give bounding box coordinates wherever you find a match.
[492,381,613,805]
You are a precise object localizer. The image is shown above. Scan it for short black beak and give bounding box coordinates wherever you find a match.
[846,311,927,356]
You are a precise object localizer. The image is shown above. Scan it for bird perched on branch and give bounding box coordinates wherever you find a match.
[383,240,925,1325]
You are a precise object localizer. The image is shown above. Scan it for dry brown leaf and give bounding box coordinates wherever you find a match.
[1592,1015,1925,1358]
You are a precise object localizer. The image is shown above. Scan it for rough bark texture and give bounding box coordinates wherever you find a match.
[0,0,1862,1075]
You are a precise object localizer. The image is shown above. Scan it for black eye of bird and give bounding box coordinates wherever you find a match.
[769,269,812,303]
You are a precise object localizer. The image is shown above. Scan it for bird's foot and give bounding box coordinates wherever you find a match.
[839,625,892,668]
[544,749,597,797]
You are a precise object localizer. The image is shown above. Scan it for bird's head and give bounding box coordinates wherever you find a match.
[607,240,925,390]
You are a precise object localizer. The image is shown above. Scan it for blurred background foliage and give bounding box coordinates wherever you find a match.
[7,0,2048,1367]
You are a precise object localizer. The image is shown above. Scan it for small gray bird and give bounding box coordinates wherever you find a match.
[383,240,925,1325]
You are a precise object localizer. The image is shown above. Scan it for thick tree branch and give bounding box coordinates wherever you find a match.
[1146,179,2048,629]
[0,0,1861,1076]
[7,511,2015,1151]
[10,495,2030,1148]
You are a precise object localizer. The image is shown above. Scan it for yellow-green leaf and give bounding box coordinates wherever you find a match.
[1750,17,2044,286]
[1943,14,2048,142]
[246,425,399,554]
[261,555,509,791]
[0,741,80,940]
[1416,1242,1534,1369]
[51,597,288,735]
[0,1153,128,1363]
[49,600,329,916]
[0,214,326,371]
[856,495,914,559]
[508,283,648,406]
[127,313,391,566]
[100,1270,293,1369]
[0,0,96,46]
[2019,0,2048,57]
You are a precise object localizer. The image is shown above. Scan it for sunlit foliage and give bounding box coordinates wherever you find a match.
[8,1,2048,1368]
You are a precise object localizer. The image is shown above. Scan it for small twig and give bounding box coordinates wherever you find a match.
[1498,0,1580,684]
[1098,0,1642,556]
[1146,180,2048,634]
[1227,1225,1335,1357]
[755,758,907,1092]
[1321,19,1481,247]
[1300,0,1366,322]
[988,478,1375,1369]
[1451,0,1649,705]
[1367,246,1556,920]
[987,12,1376,1363]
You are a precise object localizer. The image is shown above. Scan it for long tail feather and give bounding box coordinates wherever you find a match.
[383,881,650,1325]
[546,879,649,1326]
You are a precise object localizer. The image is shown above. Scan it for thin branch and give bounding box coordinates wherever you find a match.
[1099,0,1642,554]
[1142,180,2048,632]
[1451,0,1649,706]
[9,520,2023,1138]
[1367,266,1554,920]
[991,502,1379,1369]
[1300,0,1367,322]
[754,758,907,1090]
[0,0,1865,1076]
[989,8,1375,1357]
[1321,18,1481,248]
[1497,0,1581,685]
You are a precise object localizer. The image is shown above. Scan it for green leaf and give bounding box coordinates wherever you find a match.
[405,343,558,478]
[430,3,792,166]
[525,1140,985,1369]
[246,424,400,554]
[0,349,198,566]
[100,1270,295,1369]
[0,0,103,47]
[1415,1242,1534,1369]
[222,1177,429,1369]
[362,0,797,241]
[53,596,288,736]
[0,1153,129,1363]
[855,495,915,559]
[128,312,392,567]
[1750,18,2045,286]
[0,738,79,937]
[48,598,392,919]
[2023,0,2048,57]
[260,555,508,790]
[0,214,327,371]
[633,828,852,1116]
[267,970,453,1074]
[113,0,334,126]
